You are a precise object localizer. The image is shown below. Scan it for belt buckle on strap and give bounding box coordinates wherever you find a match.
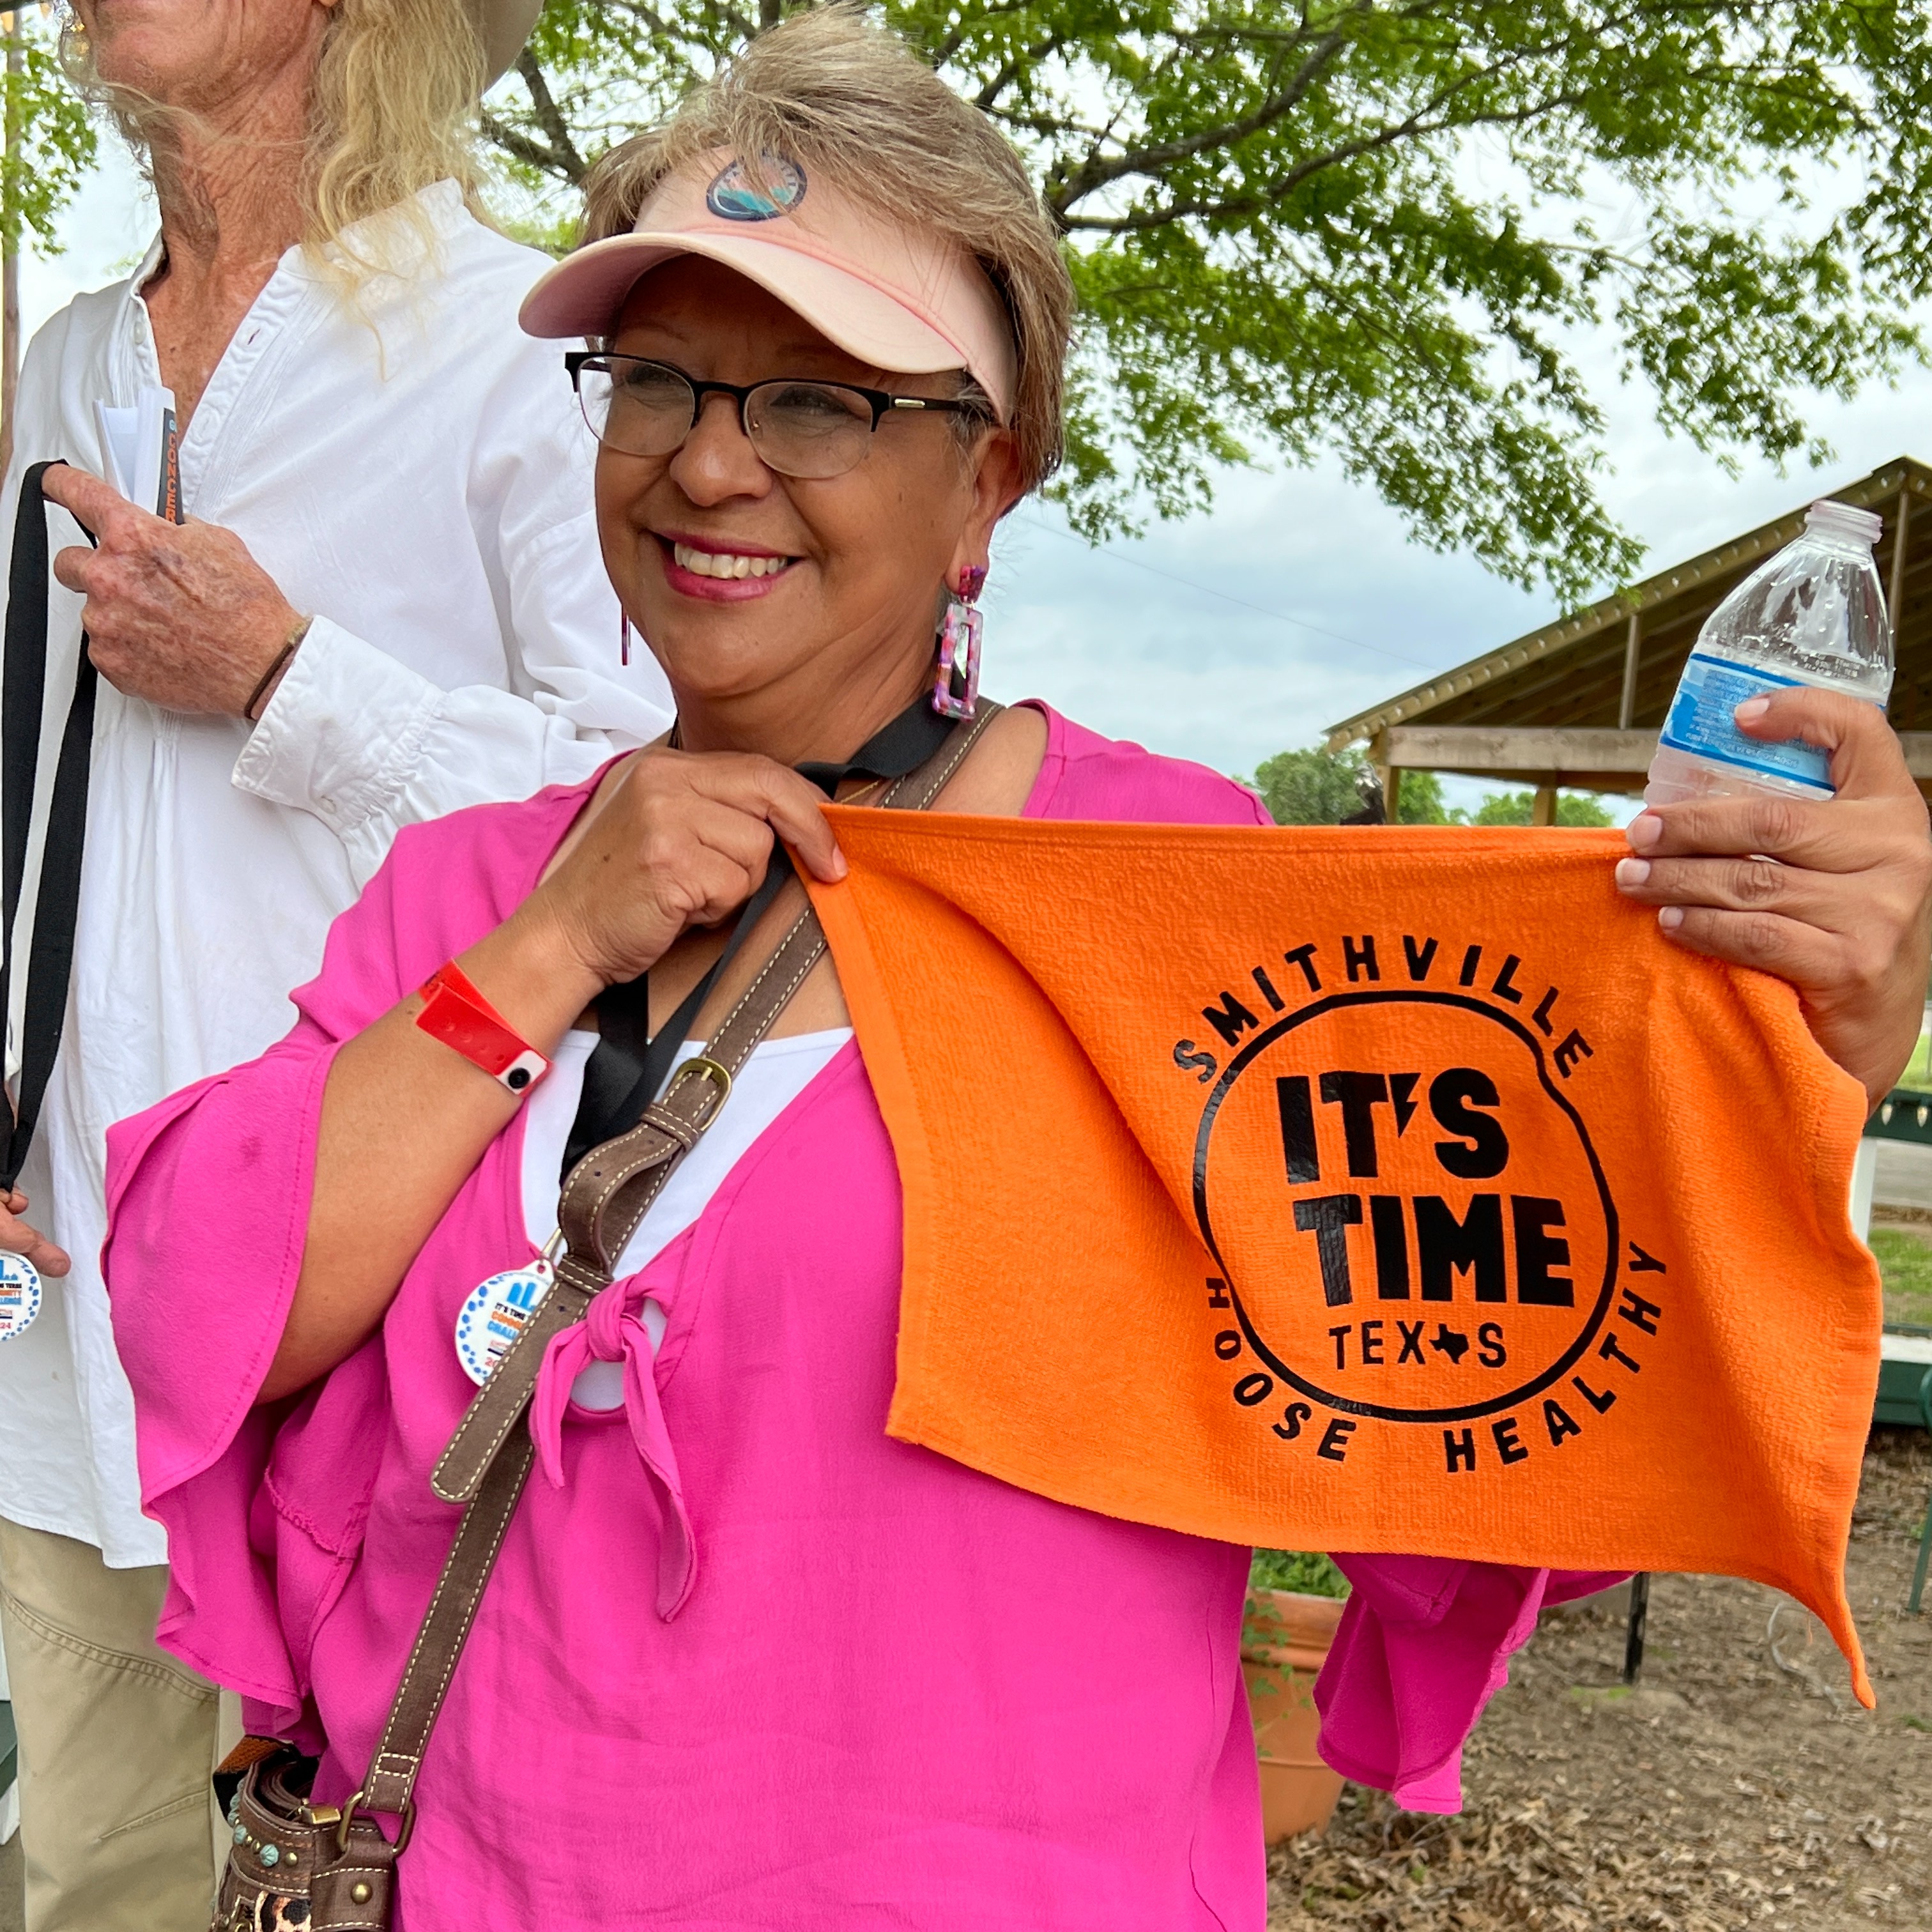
[663,1055,733,1116]
[335,1786,416,1855]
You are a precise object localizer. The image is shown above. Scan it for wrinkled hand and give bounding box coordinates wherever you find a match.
[521,746,847,987]
[1614,688,1932,1107]
[0,1188,70,1278]
[43,464,301,719]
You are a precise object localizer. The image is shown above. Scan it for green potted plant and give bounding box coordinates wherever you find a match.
[1242,1550,1349,1843]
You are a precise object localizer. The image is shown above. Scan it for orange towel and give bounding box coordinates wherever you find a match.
[808,814,1882,1703]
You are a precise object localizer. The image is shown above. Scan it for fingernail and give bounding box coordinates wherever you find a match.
[831,850,848,880]
[1658,905,1685,931]
[1734,696,1770,724]
[1627,813,1663,851]
[1614,857,1650,889]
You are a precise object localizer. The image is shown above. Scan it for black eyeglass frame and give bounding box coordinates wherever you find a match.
[564,351,989,461]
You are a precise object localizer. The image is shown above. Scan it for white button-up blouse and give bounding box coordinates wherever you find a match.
[0,181,672,1565]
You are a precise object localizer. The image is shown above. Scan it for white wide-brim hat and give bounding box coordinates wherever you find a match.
[519,149,1018,423]
[477,0,545,88]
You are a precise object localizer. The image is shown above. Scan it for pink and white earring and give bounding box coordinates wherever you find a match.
[931,565,986,719]
[620,610,632,667]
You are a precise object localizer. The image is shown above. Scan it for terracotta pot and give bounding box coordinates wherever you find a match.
[1241,1587,1346,1844]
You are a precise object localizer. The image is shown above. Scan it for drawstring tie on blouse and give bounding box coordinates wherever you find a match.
[530,1278,696,1620]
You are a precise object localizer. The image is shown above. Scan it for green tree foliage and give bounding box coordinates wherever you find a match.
[2,10,95,259]
[1248,746,1614,825]
[1250,1548,1349,1598]
[1393,769,1453,825]
[1248,743,1452,824]
[1470,788,1614,826]
[489,1,1932,601]
[1249,744,1368,824]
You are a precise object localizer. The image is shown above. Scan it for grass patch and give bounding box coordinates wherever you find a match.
[1870,1227,1932,1328]
[1903,1033,1932,1089]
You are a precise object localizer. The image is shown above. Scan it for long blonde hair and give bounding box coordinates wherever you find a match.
[63,0,490,284]
[580,8,1075,493]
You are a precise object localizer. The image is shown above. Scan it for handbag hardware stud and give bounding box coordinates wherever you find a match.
[351,1882,374,1905]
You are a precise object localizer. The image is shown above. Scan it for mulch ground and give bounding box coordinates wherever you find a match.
[1268,1428,1932,1929]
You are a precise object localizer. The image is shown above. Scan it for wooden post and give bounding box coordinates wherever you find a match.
[1368,733,1402,825]
[1889,487,1912,650]
[1531,785,1557,827]
[1618,610,1642,731]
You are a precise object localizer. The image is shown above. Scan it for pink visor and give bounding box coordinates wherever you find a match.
[519,151,1018,422]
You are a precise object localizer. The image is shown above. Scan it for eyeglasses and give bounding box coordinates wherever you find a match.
[565,352,988,480]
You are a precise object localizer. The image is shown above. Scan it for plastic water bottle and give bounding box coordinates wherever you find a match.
[1644,500,1892,806]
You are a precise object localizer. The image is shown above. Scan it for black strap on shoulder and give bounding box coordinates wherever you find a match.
[560,693,954,1176]
[0,464,100,1192]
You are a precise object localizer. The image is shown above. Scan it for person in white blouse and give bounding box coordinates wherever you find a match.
[0,3,671,1926]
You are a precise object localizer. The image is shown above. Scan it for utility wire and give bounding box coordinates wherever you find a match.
[1016,510,1446,675]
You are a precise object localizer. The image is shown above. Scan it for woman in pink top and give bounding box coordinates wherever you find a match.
[99,14,1932,1930]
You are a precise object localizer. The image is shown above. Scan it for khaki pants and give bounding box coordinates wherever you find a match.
[0,1517,233,1932]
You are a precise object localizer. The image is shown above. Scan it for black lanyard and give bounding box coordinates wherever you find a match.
[560,693,954,1177]
[1,465,102,1193]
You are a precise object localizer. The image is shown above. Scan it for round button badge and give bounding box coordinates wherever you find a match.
[453,1256,554,1386]
[0,1251,42,1343]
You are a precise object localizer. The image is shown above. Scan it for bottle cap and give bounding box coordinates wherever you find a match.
[1804,499,1882,546]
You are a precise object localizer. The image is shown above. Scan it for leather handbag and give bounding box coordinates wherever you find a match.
[211,703,1000,1931]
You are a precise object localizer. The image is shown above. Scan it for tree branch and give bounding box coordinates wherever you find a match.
[1055,48,1799,234]
[933,0,1041,67]
[514,51,588,186]
[974,34,1069,112]
[1046,8,1361,216]
[480,111,580,184]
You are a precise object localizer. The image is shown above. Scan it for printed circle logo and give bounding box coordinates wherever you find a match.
[1193,989,1618,1424]
[706,155,808,222]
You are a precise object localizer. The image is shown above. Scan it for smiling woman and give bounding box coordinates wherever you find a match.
[93,12,1681,1931]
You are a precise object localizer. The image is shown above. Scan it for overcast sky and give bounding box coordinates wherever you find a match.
[22,132,1932,806]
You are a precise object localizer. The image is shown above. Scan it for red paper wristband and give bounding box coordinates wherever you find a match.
[415,961,549,1094]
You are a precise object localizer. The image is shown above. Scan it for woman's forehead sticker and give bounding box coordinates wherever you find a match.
[706,155,809,222]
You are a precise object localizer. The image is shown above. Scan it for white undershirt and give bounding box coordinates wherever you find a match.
[518,1027,852,1408]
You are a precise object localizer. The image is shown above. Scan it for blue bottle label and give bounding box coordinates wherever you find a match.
[1658,651,1835,795]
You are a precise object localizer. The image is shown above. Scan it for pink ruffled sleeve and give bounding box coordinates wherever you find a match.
[103,849,416,1731]
[1314,1558,1627,1811]
[103,790,573,1734]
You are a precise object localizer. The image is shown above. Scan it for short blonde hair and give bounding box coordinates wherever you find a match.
[64,0,489,284]
[580,7,1074,493]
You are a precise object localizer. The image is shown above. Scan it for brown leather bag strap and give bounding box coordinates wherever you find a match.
[566,696,1002,1266]
[356,702,1002,1841]
[344,1425,535,1830]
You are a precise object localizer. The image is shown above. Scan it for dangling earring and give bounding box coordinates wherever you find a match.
[620,610,632,668]
[931,564,987,720]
